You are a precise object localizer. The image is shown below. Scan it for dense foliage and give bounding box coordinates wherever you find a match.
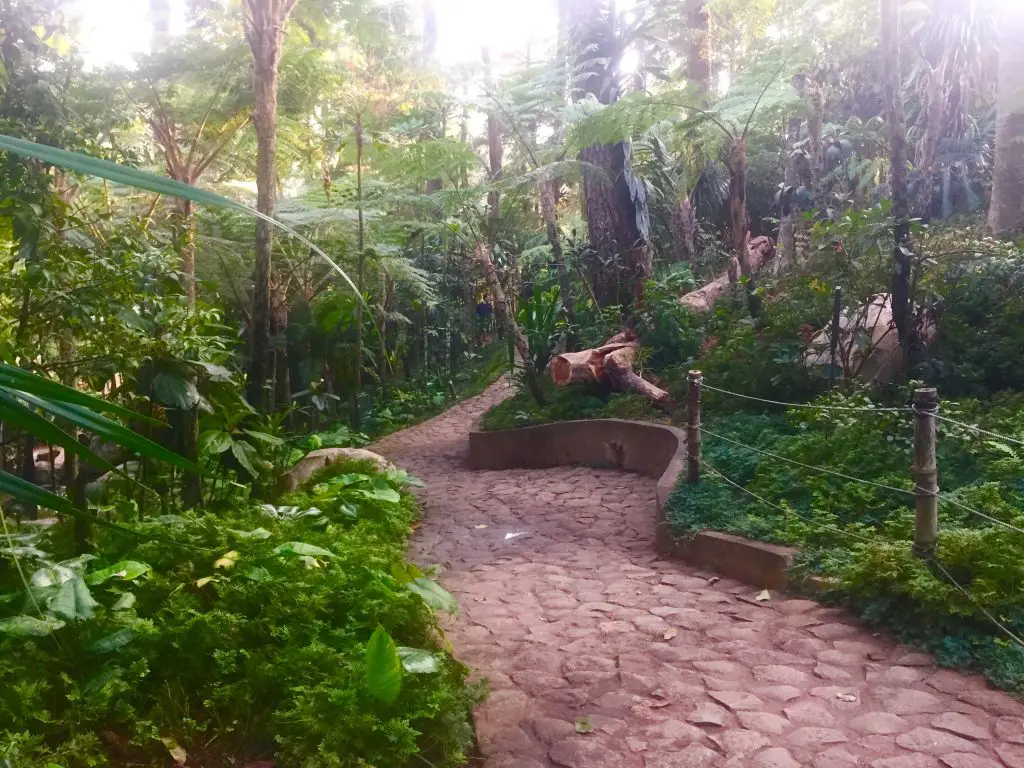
[0,460,479,767]
[2,0,1024,761]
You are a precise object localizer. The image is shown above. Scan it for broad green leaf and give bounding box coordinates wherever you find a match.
[49,576,99,622]
[333,472,373,487]
[397,647,440,673]
[242,566,272,582]
[274,541,336,559]
[195,362,233,382]
[199,429,233,455]
[228,527,272,540]
[355,482,401,504]
[406,577,458,613]
[112,592,136,611]
[152,372,201,409]
[89,628,135,653]
[242,429,284,446]
[85,561,151,586]
[366,626,402,703]
[0,391,119,474]
[0,134,247,212]
[231,440,260,478]
[0,614,66,636]
[0,361,155,424]
[390,561,423,584]
[30,563,77,588]
[15,391,196,472]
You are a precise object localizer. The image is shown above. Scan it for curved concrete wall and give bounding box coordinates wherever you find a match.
[469,419,795,590]
[469,419,685,519]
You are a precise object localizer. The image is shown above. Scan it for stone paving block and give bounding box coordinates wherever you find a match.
[371,379,1011,768]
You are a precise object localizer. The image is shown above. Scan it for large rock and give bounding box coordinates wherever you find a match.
[804,293,935,384]
[279,447,394,492]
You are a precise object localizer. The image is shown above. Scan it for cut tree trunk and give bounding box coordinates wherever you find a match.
[550,329,674,411]
[680,235,774,312]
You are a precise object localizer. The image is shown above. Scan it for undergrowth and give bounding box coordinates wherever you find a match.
[479,377,667,432]
[0,461,479,768]
[666,389,1024,693]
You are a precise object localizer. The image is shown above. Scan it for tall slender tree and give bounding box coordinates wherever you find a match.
[988,3,1024,234]
[686,0,711,95]
[881,0,911,344]
[244,0,299,409]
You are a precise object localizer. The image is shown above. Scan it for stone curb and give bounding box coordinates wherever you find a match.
[469,419,796,590]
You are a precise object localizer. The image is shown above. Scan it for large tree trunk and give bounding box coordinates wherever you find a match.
[989,4,1024,235]
[881,0,912,345]
[245,0,297,410]
[671,198,697,262]
[685,0,711,95]
[581,142,649,306]
[563,0,650,307]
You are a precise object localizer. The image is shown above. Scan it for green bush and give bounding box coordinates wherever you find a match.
[479,377,665,432]
[0,461,479,768]
[665,389,1024,693]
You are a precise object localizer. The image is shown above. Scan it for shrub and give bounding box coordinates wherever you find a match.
[0,461,479,768]
[665,389,1024,693]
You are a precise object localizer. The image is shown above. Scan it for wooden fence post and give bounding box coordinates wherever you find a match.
[687,370,702,484]
[912,386,939,557]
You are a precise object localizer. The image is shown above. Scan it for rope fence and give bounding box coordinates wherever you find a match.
[683,371,1024,650]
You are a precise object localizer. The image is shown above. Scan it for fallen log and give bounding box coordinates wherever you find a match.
[550,329,675,412]
[680,234,775,313]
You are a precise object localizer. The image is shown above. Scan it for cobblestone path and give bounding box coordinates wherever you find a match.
[373,380,1023,768]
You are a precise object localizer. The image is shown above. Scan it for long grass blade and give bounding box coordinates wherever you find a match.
[0,363,160,425]
[15,392,197,472]
[0,392,119,474]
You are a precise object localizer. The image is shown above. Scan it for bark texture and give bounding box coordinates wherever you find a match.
[778,117,802,269]
[726,138,750,276]
[989,5,1024,234]
[550,329,674,411]
[671,198,697,263]
[685,0,711,94]
[680,235,774,312]
[581,142,650,306]
[881,0,912,345]
[244,0,298,409]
